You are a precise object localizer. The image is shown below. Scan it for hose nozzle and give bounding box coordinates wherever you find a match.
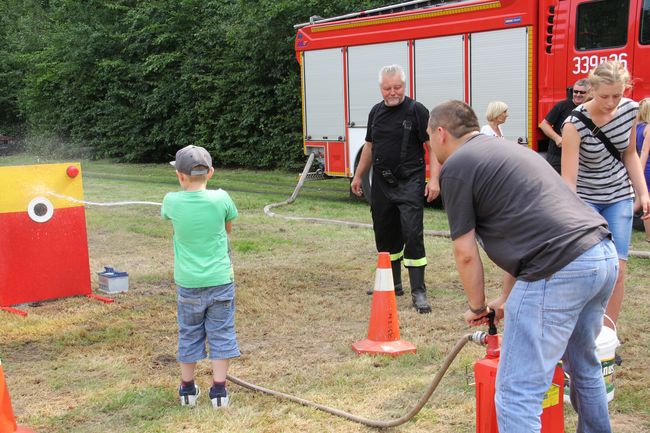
[469,331,488,346]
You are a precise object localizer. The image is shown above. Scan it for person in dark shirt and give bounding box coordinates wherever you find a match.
[351,64,441,313]
[539,78,589,173]
[429,99,616,433]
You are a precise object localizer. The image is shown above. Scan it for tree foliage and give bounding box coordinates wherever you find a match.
[0,0,386,167]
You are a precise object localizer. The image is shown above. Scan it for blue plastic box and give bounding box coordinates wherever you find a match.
[97,266,129,294]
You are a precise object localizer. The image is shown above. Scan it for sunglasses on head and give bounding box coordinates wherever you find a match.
[573,90,587,95]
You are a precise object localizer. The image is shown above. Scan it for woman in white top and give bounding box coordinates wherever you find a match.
[480,101,508,137]
[562,60,650,328]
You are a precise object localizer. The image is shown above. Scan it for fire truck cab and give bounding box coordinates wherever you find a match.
[294,0,650,194]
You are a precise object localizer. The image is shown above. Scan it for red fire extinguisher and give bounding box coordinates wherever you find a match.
[473,311,564,433]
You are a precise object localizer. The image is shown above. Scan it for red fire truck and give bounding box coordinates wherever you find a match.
[294,0,650,197]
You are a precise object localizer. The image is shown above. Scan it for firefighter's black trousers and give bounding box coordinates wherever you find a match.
[370,170,427,267]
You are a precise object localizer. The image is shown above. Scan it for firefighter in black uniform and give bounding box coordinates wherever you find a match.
[351,64,441,313]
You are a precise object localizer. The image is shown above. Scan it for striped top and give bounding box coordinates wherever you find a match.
[563,98,638,204]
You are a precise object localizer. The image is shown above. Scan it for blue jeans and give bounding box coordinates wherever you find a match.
[176,283,240,363]
[586,198,633,260]
[495,239,618,433]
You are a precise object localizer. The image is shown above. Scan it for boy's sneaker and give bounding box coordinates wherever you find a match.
[179,384,200,407]
[209,387,229,409]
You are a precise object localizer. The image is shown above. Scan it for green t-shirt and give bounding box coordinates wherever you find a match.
[161,188,238,288]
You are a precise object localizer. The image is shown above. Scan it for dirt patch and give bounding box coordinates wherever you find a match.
[610,413,650,433]
[3,340,53,363]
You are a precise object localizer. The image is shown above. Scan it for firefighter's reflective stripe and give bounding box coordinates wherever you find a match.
[403,257,427,267]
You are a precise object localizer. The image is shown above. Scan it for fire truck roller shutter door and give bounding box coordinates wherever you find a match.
[470,27,529,144]
[414,35,465,111]
[303,48,345,142]
[347,41,410,128]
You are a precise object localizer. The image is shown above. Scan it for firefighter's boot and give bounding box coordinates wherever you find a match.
[408,267,431,314]
[367,260,404,296]
[392,259,404,296]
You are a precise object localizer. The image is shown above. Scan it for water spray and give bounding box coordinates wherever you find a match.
[46,191,161,207]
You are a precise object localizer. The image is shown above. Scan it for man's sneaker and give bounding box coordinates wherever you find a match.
[210,387,229,409]
[179,384,200,407]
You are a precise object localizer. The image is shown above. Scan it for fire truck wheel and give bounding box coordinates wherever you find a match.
[351,158,373,205]
[361,167,372,205]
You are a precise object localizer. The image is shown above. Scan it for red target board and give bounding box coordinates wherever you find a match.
[0,163,110,315]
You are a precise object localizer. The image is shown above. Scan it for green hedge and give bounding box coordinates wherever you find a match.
[0,0,386,169]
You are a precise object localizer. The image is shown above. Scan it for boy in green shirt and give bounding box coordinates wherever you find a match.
[161,145,239,409]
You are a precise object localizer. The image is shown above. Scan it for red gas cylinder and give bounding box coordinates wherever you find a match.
[474,325,564,432]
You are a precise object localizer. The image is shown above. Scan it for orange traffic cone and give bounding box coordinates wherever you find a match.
[352,252,416,356]
[0,360,37,433]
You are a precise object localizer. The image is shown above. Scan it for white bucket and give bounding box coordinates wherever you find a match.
[564,314,620,404]
[596,315,620,402]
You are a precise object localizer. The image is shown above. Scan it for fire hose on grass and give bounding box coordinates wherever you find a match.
[47,161,646,427]
[264,155,650,259]
[227,331,485,428]
[48,187,487,427]
[44,178,488,428]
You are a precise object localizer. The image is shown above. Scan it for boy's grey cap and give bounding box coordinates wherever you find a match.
[170,145,212,175]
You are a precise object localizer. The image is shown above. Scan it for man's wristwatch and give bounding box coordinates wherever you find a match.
[469,304,487,315]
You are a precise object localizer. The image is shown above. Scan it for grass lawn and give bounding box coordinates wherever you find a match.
[1,154,649,433]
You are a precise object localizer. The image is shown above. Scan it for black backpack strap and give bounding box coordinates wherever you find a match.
[399,99,416,164]
[570,110,621,161]
[368,102,380,133]
[368,102,381,159]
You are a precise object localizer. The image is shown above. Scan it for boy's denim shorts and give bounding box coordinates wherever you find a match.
[176,283,240,363]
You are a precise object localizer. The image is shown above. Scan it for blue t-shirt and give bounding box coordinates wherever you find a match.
[161,189,237,288]
[636,122,650,185]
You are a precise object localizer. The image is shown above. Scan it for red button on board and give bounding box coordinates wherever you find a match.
[66,165,79,178]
